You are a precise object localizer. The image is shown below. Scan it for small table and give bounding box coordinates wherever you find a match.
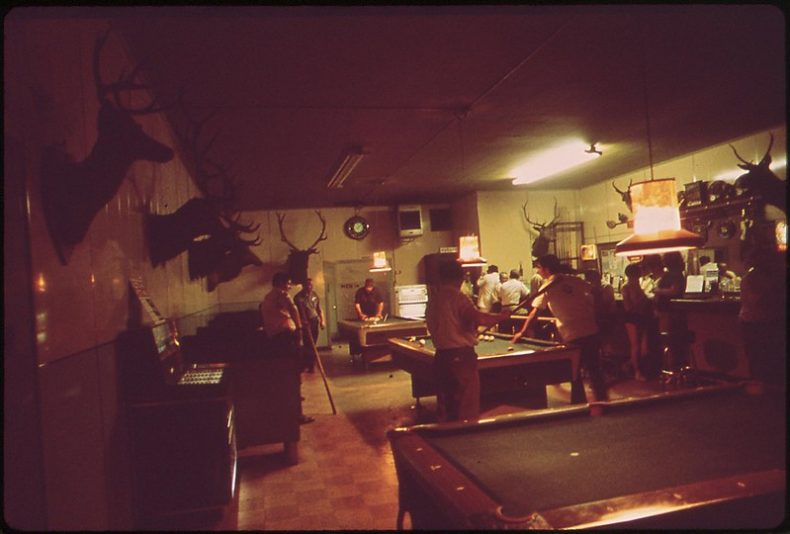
[337,316,427,368]
[388,382,786,530]
[388,332,582,408]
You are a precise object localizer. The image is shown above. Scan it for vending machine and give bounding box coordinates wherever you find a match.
[394,284,429,318]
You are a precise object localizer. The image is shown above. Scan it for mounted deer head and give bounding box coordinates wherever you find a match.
[187,223,263,292]
[147,197,260,267]
[146,92,262,289]
[277,211,327,285]
[730,133,786,214]
[41,29,174,264]
[612,178,633,212]
[522,197,560,258]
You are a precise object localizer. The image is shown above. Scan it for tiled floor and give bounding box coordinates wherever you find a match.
[179,343,665,530]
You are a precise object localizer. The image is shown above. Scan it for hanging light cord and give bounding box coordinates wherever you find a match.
[637,17,655,182]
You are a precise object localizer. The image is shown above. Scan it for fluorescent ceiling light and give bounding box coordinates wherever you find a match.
[327,147,366,189]
[511,139,601,186]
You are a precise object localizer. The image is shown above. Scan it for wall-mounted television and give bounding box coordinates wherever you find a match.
[397,205,423,237]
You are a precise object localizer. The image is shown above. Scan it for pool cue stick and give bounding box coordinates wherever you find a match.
[476,277,561,336]
[303,324,337,415]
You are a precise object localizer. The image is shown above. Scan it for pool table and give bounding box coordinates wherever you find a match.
[388,382,786,530]
[388,333,583,408]
[337,316,427,368]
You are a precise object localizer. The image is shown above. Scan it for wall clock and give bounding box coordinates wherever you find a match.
[344,215,370,240]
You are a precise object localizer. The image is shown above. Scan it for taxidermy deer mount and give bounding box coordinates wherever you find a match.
[522,197,560,258]
[612,178,633,213]
[277,211,328,285]
[41,29,174,265]
[146,92,262,291]
[606,178,634,229]
[730,133,786,214]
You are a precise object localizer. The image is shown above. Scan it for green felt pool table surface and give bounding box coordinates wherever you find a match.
[393,333,565,358]
[337,317,428,366]
[388,333,583,407]
[388,383,786,529]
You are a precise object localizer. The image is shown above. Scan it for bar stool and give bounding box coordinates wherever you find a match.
[659,329,699,390]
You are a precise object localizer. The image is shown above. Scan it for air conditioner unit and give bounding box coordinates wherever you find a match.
[397,205,423,237]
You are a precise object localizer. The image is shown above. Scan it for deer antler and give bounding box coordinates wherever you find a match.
[729,132,774,169]
[276,212,300,250]
[223,211,260,235]
[306,211,328,251]
[93,29,170,115]
[276,211,328,252]
[522,197,560,230]
[546,197,560,227]
[612,179,634,212]
[521,200,540,229]
[612,178,632,197]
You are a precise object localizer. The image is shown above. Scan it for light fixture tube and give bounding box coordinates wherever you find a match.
[327,148,366,189]
[511,140,601,186]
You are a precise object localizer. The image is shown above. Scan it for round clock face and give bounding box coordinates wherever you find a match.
[344,216,370,240]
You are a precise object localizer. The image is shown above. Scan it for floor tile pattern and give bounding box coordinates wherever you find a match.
[170,343,663,530]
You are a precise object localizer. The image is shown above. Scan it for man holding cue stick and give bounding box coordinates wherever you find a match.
[511,254,608,403]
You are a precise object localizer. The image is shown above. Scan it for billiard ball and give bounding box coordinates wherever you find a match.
[408,336,416,342]
[507,346,514,351]
[418,339,426,346]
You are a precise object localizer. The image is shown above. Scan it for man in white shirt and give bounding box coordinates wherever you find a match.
[529,269,544,298]
[498,270,530,334]
[476,264,501,312]
[511,254,607,402]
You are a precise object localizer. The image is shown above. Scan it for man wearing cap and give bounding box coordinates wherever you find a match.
[354,278,384,321]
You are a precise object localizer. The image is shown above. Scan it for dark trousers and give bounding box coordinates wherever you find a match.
[302,318,320,371]
[268,330,304,414]
[433,347,480,422]
[569,334,607,402]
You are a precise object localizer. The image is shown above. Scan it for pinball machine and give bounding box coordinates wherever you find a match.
[117,320,236,526]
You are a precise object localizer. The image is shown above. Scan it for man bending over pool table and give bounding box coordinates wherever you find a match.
[512,254,607,402]
[426,260,510,422]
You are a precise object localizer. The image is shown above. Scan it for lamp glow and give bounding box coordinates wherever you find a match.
[457,235,487,266]
[369,251,392,272]
[511,140,602,186]
[615,178,704,257]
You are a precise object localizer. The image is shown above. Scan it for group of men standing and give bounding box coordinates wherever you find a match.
[427,254,610,424]
[259,273,326,424]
